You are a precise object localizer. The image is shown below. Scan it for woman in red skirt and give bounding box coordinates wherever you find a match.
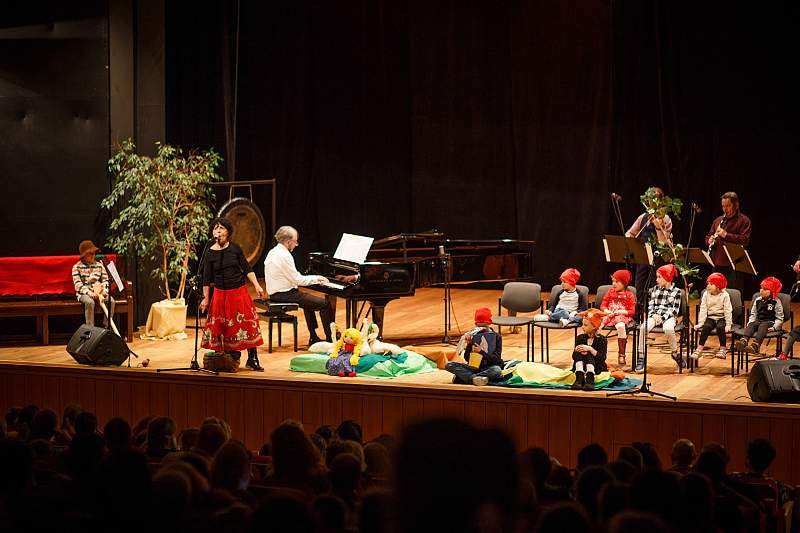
[200,218,265,371]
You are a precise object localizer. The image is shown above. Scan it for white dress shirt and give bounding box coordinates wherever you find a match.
[264,243,320,295]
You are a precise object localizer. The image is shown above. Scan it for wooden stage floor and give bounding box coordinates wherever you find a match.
[3,287,800,482]
[0,287,792,404]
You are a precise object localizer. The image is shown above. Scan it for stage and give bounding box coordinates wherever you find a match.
[2,288,800,483]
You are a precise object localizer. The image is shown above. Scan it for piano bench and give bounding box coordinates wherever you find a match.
[259,303,299,353]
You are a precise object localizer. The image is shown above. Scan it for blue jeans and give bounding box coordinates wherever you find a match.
[446,362,502,384]
[549,308,581,324]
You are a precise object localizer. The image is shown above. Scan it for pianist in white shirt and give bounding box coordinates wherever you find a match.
[264,226,335,344]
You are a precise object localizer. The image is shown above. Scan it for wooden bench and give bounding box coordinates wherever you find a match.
[0,284,136,344]
[0,255,136,344]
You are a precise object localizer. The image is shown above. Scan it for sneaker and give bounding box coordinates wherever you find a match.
[571,371,585,390]
[716,348,728,359]
[779,352,789,361]
[559,318,570,327]
[582,372,595,391]
[634,358,645,374]
[747,341,761,354]
[671,351,686,369]
[690,348,703,360]
[472,376,489,387]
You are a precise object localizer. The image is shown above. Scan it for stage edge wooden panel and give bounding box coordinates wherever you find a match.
[3,362,800,484]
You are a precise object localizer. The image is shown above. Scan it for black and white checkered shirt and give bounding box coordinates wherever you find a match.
[647,284,681,320]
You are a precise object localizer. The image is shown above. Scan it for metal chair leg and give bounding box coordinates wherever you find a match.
[268,318,274,353]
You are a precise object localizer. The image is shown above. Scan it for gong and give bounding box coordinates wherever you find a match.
[217,197,266,267]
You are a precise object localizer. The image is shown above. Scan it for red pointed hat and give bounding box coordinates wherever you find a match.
[560,268,581,286]
[474,307,493,326]
[760,277,782,299]
[579,308,606,329]
[611,269,632,287]
[656,263,678,283]
[706,272,728,290]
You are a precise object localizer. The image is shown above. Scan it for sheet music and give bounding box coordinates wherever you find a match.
[603,239,611,263]
[645,243,654,266]
[701,250,714,266]
[107,261,125,293]
[333,233,374,264]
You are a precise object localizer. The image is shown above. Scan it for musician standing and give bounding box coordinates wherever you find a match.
[705,192,752,291]
[264,226,335,345]
[625,187,673,299]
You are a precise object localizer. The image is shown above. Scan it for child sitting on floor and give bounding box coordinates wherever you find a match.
[735,276,784,355]
[638,263,683,372]
[599,269,636,367]
[692,273,733,360]
[447,308,504,386]
[534,268,588,326]
[571,309,608,391]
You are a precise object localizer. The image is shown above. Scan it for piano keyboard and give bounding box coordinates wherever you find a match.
[320,280,348,290]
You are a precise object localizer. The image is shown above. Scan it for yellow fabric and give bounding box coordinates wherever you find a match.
[512,362,612,385]
[142,298,188,339]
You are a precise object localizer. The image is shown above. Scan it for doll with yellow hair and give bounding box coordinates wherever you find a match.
[325,327,364,377]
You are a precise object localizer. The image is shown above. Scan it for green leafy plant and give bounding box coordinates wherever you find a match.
[639,187,699,310]
[102,139,223,301]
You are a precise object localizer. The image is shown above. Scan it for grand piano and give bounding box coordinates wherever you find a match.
[307,230,535,336]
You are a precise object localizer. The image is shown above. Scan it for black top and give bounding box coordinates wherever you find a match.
[571,333,608,373]
[203,243,251,290]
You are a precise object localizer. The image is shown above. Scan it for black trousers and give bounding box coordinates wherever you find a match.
[698,317,727,347]
[270,288,334,340]
[742,320,772,345]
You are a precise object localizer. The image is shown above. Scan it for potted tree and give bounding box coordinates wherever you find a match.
[102,139,223,338]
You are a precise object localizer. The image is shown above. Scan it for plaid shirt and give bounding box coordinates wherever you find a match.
[647,283,681,320]
[71,260,109,300]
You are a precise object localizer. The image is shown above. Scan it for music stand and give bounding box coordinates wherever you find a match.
[684,248,714,268]
[602,235,676,400]
[723,243,757,276]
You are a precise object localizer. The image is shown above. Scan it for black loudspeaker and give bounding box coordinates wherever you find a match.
[747,360,800,402]
[66,325,130,366]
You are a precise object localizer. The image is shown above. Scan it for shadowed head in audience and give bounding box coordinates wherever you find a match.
[745,438,776,474]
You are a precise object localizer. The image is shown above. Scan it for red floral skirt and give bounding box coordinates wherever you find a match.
[201,285,263,351]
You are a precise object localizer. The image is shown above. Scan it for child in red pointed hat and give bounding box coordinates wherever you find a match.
[447,307,505,387]
[571,308,609,392]
[692,273,732,361]
[599,270,636,366]
[735,277,784,355]
[534,267,587,327]
[637,263,684,372]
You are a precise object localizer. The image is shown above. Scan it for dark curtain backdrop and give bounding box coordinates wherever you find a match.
[166,0,800,293]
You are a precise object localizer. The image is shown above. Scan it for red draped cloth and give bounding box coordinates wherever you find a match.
[0,255,118,297]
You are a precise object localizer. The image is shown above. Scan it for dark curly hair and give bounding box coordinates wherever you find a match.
[211,217,234,237]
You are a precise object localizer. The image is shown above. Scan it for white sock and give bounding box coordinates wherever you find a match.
[575,361,585,372]
[586,364,595,374]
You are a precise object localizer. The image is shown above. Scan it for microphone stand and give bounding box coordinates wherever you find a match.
[607,264,676,400]
[684,203,701,263]
[610,193,633,273]
[158,238,218,375]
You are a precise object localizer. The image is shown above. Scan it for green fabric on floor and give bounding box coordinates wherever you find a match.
[498,362,616,389]
[290,351,437,378]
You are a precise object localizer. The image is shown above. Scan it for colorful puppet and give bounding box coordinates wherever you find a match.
[325,327,364,377]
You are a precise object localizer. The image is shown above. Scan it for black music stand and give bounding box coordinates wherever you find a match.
[684,248,714,269]
[602,235,676,400]
[723,243,757,277]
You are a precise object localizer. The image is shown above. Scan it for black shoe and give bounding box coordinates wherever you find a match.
[583,372,595,391]
[571,371,585,390]
[246,349,264,372]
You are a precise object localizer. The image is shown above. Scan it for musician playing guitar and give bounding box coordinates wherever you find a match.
[705,192,752,292]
